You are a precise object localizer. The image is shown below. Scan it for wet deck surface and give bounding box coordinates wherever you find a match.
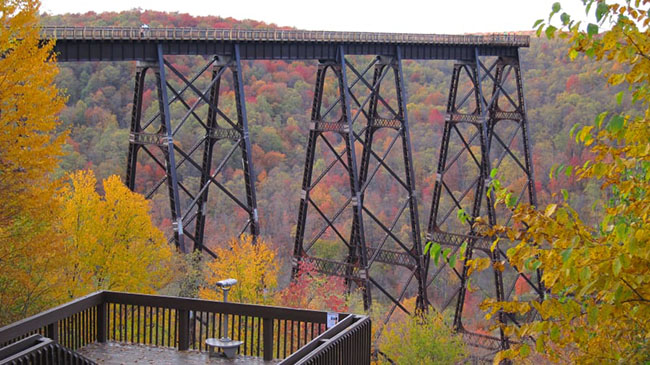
[78,342,281,364]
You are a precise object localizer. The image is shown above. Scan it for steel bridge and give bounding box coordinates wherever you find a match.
[43,26,543,359]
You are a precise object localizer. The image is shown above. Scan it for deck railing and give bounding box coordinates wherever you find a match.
[0,334,96,365]
[40,26,529,47]
[0,291,370,363]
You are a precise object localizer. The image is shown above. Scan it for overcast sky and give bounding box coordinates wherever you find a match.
[40,0,590,34]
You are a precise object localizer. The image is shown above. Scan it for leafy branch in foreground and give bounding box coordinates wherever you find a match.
[472,1,650,363]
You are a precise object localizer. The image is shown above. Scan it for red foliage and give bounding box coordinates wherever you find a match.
[428,108,444,125]
[279,261,348,312]
[142,89,153,111]
[213,21,231,29]
[515,275,530,296]
[566,74,580,92]
[424,91,446,106]
[462,291,477,319]
[293,64,314,81]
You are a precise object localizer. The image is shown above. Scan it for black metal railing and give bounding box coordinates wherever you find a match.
[0,291,370,363]
[40,26,530,47]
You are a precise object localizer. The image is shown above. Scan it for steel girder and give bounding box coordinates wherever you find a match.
[292,46,428,315]
[125,44,259,255]
[425,49,542,357]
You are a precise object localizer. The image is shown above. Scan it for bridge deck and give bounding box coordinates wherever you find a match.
[42,27,529,62]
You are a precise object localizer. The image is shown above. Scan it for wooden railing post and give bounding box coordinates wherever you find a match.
[96,303,107,343]
[263,318,273,361]
[46,322,58,342]
[177,309,189,351]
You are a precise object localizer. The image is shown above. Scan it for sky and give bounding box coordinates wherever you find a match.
[40,0,589,34]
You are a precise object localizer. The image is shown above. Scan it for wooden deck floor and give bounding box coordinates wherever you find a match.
[78,341,281,364]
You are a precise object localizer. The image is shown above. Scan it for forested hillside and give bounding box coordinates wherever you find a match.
[41,10,624,260]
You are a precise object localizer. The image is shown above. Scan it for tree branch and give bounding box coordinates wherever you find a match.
[621,277,647,302]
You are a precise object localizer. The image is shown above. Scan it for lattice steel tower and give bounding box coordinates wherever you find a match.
[125,45,259,256]
[292,46,429,315]
[425,50,543,358]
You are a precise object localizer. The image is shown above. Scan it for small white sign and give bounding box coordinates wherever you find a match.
[327,312,339,328]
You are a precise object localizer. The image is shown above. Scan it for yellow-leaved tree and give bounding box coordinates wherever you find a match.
[378,308,466,365]
[471,1,650,363]
[199,235,278,304]
[57,170,175,299]
[0,0,67,324]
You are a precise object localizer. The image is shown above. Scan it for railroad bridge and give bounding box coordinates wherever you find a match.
[43,27,544,359]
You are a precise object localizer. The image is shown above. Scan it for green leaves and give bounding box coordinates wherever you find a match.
[607,115,625,134]
[594,111,608,128]
[561,247,573,263]
[561,12,571,25]
[425,240,464,269]
[545,25,558,39]
[425,241,442,266]
[448,252,457,268]
[613,256,622,276]
[595,1,609,22]
[561,189,569,201]
[551,2,561,16]
[506,193,517,208]
[587,23,599,37]
[457,209,469,224]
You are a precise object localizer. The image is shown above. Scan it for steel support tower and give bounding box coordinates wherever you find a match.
[125,44,259,255]
[292,46,428,315]
[426,50,543,358]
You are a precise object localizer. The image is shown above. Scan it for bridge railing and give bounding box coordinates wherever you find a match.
[40,26,529,46]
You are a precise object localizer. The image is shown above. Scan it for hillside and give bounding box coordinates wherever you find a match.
[40,10,628,320]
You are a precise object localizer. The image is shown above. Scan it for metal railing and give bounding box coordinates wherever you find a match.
[0,334,96,365]
[282,315,371,365]
[40,26,529,47]
[0,291,370,363]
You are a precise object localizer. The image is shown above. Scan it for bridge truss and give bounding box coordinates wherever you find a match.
[49,27,539,359]
[425,51,544,355]
[125,44,259,255]
[292,47,428,315]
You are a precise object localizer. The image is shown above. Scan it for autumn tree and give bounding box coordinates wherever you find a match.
[472,1,650,362]
[0,0,66,324]
[199,235,278,304]
[57,170,175,299]
[277,260,349,312]
[379,308,466,365]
